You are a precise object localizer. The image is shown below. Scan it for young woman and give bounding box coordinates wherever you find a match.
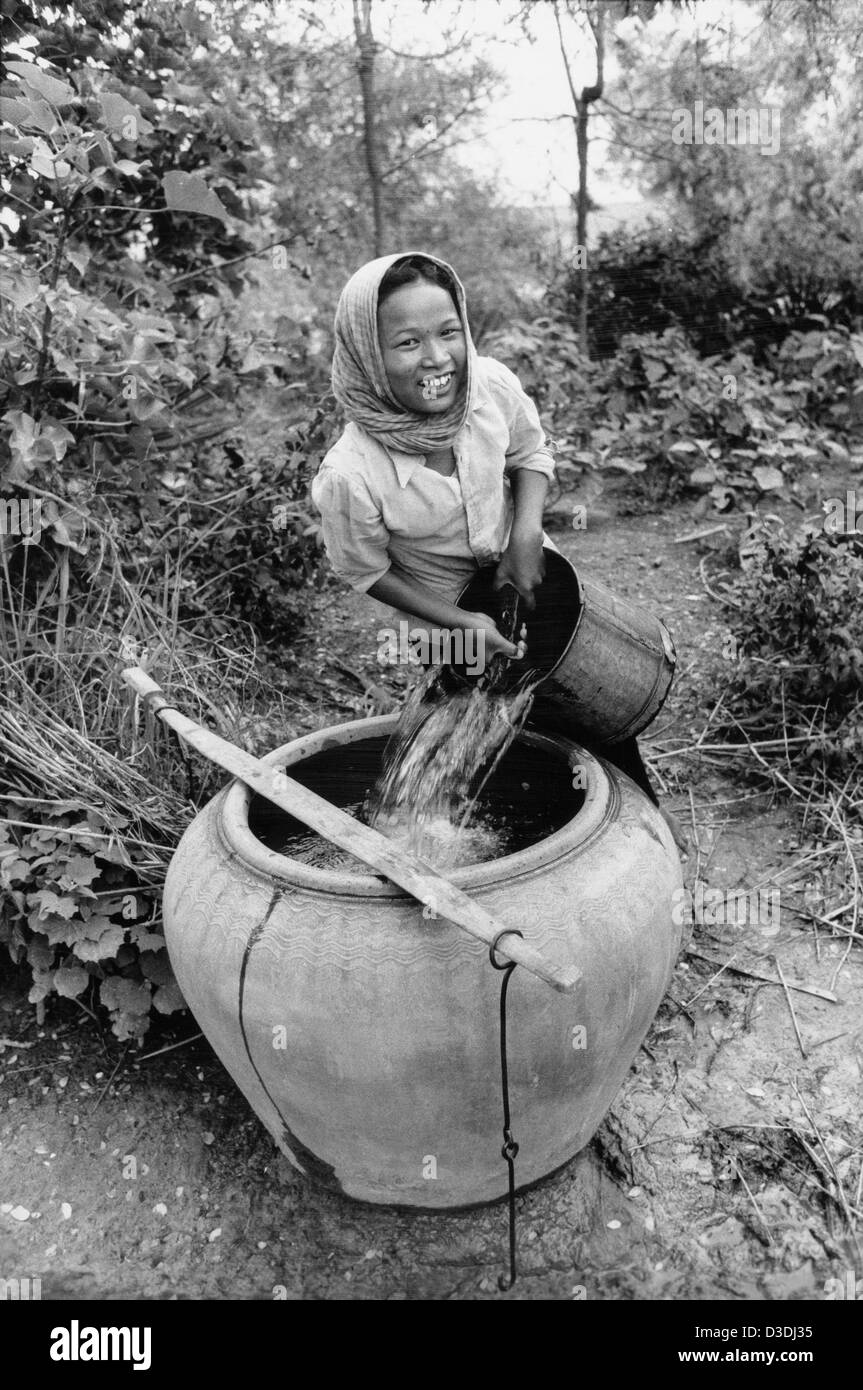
[311,250,684,843]
[311,249,554,661]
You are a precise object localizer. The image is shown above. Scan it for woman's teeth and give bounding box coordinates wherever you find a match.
[421,373,453,400]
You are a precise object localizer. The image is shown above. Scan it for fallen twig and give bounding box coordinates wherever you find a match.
[685,948,837,1002]
[138,1031,204,1062]
[822,793,862,992]
[667,994,696,1027]
[733,1156,774,1246]
[791,1082,860,1240]
[808,1030,851,1050]
[699,555,741,608]
[90,1045,131,1112]
[687,786,703,886]
[772,956,807,1057]
[724,713,804,799]
[630,1063,682,1153]
[649,735,811,762]
[716,1124,863,1219]
[673,524,730,545]
[786,900,863,946]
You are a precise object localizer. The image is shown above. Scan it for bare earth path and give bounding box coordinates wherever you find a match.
[1,476,860,1300]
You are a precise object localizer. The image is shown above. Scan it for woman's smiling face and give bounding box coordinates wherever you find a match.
[377,279,467,415]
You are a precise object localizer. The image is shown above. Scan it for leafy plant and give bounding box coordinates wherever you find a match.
[717,522,863,786]
[0,801,181,1041]
[485,316,860,507]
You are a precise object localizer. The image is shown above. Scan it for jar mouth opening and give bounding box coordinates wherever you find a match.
[220,714,611,897]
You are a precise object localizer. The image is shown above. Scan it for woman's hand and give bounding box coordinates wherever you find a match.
[463,611,526,663]
[494,529,545,610]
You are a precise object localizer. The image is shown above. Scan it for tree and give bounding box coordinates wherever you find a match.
[342,0,508,260]
[520,0,663,355]
[352,0,387,254]
[599,0,863,326]
[553,0,607,353]
[251,0,532,308]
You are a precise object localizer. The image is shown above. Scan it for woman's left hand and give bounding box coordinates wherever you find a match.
[494,530,545,610]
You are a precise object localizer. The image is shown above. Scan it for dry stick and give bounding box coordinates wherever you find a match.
[121,668,579,994]
[686,786,705,894]
[630,1068,682,1153]
[732,1156,775,1247]
[718,1124,863,1219]
[695,690,727,748]
[779,681,792,774]
[683,954,732,1008]
[700,555,741,608]
[826,793,862,925]
[769,842,854,880]
[808,1030,851,1050]
[649,736,811,761]
[90,1045,131,1113]
[138,1032,205,1063]
[673,523,730,544]
[821,794,862,992]
[0,818,170,857]
[791,1081,859,1243]
[684,948,837,1002]
[725,713,804,800]
[74,997,100,1026]
[785,900,863,946]
[772,956,807,1058]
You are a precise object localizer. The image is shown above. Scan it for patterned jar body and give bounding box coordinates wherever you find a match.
[163,714,683,1208]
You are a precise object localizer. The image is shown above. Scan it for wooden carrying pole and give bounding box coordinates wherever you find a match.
[122,668,579,994]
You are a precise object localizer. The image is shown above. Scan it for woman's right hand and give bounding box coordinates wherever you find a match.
[464,611,526,663]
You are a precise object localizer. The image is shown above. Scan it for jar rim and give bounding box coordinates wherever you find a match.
[219,713,612,896]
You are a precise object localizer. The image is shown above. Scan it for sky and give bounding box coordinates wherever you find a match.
[290,0,769,217]
[378,0,608,207]
[1,0,775,234]
[318,0,622,208]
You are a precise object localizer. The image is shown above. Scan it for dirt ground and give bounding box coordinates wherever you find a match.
[1,469,861,1301]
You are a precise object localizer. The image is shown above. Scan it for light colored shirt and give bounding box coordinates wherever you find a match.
[310,355,556,608]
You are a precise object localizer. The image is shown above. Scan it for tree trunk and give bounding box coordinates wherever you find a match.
[575,96,590,353]
[554,1,606,357]
[352,0,386,256]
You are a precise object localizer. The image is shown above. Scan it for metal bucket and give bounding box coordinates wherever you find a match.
[451,547,676,745]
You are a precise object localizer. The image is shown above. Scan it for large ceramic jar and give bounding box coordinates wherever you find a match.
[163,714,683,1208]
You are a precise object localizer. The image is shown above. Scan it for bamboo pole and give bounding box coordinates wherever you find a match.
[121,667,580,994]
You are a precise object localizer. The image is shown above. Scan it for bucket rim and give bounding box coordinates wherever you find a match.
[451,546,584,692]
[218,712,612,897]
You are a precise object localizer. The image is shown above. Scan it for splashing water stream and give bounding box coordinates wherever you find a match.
[277,595,544,872]
[367,652,541,871]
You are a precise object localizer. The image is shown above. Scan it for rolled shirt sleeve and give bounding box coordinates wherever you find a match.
[488,359,556,481]
[310,465,392,593]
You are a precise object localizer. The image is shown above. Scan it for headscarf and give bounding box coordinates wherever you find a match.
[331,250,478,455]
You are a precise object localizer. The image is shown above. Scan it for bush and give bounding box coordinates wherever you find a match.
[0,32,338,1038]
[717,523,863,787]
[481,314,598,455]
[568,222,744,359]
[549,223,863,362]
[0,535,307,1042]
[484,316,860,506]
[775,328,863,437]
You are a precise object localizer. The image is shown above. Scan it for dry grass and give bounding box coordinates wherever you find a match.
[1,491,301,835]
[0,492,307,1036]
